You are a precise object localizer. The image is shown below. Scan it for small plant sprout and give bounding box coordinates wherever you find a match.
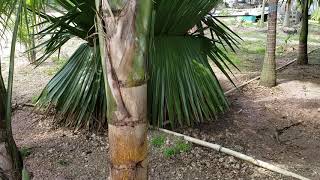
[151,135,166,148]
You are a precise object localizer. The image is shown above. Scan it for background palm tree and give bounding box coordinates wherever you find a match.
[283,0,292,27]
[297,0,309,64]
[260,0,279,87]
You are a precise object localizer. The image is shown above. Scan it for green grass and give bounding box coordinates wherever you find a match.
[19,147,32,159]
[242,41,266,55]
[163,147,176,158]
[162,139,192,158]
[151,135,166,148]
[58,159,69,166]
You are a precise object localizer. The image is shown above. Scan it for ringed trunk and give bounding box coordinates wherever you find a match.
[260,0,278,87]
[297,0,309,65]
[97,0,152,179]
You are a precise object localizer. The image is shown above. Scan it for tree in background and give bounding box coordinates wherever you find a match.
[260,0,279,87]
[283,0,292,27]
[297,0,309,64]
[260,0,267,27]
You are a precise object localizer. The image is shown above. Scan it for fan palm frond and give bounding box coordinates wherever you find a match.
[35,0,241,129]
[36,43,107,130]
[149,36,229,127]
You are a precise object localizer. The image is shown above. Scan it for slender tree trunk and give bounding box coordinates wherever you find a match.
[0,2,24,178]
[260,0,278,87]
[260,0,266,26]
[97,0,152,179]
[297,0,309,65]
[283,0,291,27]
[0,71,13,180]
[0,71,21,180]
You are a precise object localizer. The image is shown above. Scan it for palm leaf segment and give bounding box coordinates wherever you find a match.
[149,0,240,127]
[35,0,240,130]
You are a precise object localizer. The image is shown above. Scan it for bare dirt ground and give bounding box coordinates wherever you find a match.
[180,49,320,179]
[1,30,320,179]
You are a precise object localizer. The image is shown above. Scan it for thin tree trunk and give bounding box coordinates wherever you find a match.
[260,0,266,26]
[297,0,309,65]
[0,2,24,178]
[260,0,278,87]
[0,73,13,180]
[97,0,152,179]
[283,0,291,27]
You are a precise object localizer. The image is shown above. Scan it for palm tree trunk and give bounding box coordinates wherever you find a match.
[1,72,22,180]
[0,2,24,178]
[260,0,266,26]
[0,73,13,180]
[97,0,152,179]
[283,0,291,27]
[260,0,278,87]
[297,0,309,65]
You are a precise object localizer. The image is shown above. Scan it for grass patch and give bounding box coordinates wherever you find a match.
[242,41,265,55]
[151,135,166,148]
[20,147,32,159]
[163,147,176,158]
[162,139,192,158]
[58,159,69,166]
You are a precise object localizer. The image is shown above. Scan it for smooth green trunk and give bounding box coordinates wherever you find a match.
[297,0,309,65]
[260,0,278,87]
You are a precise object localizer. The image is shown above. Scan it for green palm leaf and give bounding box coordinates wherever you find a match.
[36,43,107,130]
[149,36,229,127]
[34,0,241,129]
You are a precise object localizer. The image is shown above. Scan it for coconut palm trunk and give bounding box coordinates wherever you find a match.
[283,0,292,27]
[97,0,152,179]
[297,0,309,65]
[260,0,278,87]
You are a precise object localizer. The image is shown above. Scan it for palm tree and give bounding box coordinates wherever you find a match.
[260,0,267,27]
[97,0,240,178]
[260,0,278,87]
[2,0,240,179]
[95,0,152,178]
[297,0,309,65]
[0,1,24,179]
[283,0,292,27]
[34,0,240,130]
